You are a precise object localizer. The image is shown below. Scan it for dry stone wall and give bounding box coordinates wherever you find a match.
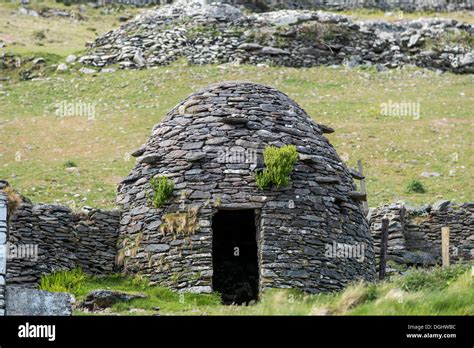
[100,0,474,11]
[369,201,474,268]
[79,1,474,74]
[0,193,7,315]
[246,0,474,11]
[3,196,473,288]
[7,203,120,287]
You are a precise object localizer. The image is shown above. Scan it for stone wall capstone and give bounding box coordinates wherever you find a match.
[369,201,474,268]
[7,203,120,287]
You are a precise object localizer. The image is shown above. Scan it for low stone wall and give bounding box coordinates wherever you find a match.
[7,203,120,287]
[99,0,474,11]
[80,2,474,74]
[4,198,472,287]
[368,201,473,268]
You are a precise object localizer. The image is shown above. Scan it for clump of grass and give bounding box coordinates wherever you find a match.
[159,207,199,236]
[130,274,150,290]
[32,30,47,41]
[255,145,298,189]
[2,185,22,218]
[406,179,426,193]
[425,30,474,50]
[186,25,221,40]
[298,22,352,43]
[395,264,469,292]
[63,160,78,168]
[148,176,174,208]
[335,282,379,313]
[39,268,87,293]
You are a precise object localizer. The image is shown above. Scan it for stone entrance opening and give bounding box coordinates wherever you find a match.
[212,209,259,305]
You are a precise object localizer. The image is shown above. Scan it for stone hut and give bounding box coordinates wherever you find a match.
[117,81,375,304]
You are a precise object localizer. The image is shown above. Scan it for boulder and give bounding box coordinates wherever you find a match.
[81,290,147,310]
[7,287,74,316]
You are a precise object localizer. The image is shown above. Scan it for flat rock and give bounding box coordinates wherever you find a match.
[81,290,147,310]
[7,287,74,316]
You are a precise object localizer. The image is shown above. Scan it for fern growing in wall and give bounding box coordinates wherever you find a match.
[255,145,298,189]
[148,176,174,208]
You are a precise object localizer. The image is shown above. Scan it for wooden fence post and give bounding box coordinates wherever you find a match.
[441,227,450,267]
[379,218,389,280]
[357,159,368,214]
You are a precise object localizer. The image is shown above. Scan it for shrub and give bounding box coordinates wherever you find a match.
[32,30,47,41]
[396,264,469,292]
[63,160,77,168]
[255,145,298,189]
[149,176,174,208]
[131,274,150,290]
[39,268,87,293]
[406,179,426,193]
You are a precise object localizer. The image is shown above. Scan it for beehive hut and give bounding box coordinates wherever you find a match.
[117,81,375,304]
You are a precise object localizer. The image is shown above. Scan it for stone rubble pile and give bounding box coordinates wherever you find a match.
[80,289,147,310]
[18,6,87,20]
[78,0,474,73]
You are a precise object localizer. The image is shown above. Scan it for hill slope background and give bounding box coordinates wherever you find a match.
[0,1,473,208]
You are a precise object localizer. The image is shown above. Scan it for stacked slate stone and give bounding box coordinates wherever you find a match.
[95,0,474,13]
[74,208,121,274]
[368,202,411,268]
[0,192,7,315]
[117,81,376,294]
[7,203,120,287]
[78,1,474,73]
[405,201,473,263]
[241,0,474,11]
[368,200,474,269]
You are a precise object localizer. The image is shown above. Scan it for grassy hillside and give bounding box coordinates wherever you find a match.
[39,263,474,315]
[0,2,473,208]
[0,0,140,56]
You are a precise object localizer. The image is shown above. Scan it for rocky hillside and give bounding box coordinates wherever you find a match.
[78,1,474,73]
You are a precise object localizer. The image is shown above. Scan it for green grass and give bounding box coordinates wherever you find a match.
[0,2,473,208]
[1,61,472,208]
[39,267,87,293]
[0,0,141,57]
[39,263,473,315]
[338,8,474,24]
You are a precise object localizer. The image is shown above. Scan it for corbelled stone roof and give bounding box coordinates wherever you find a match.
[120,81,355,209]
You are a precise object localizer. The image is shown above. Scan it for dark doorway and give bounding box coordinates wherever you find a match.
[212,209,259,305]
